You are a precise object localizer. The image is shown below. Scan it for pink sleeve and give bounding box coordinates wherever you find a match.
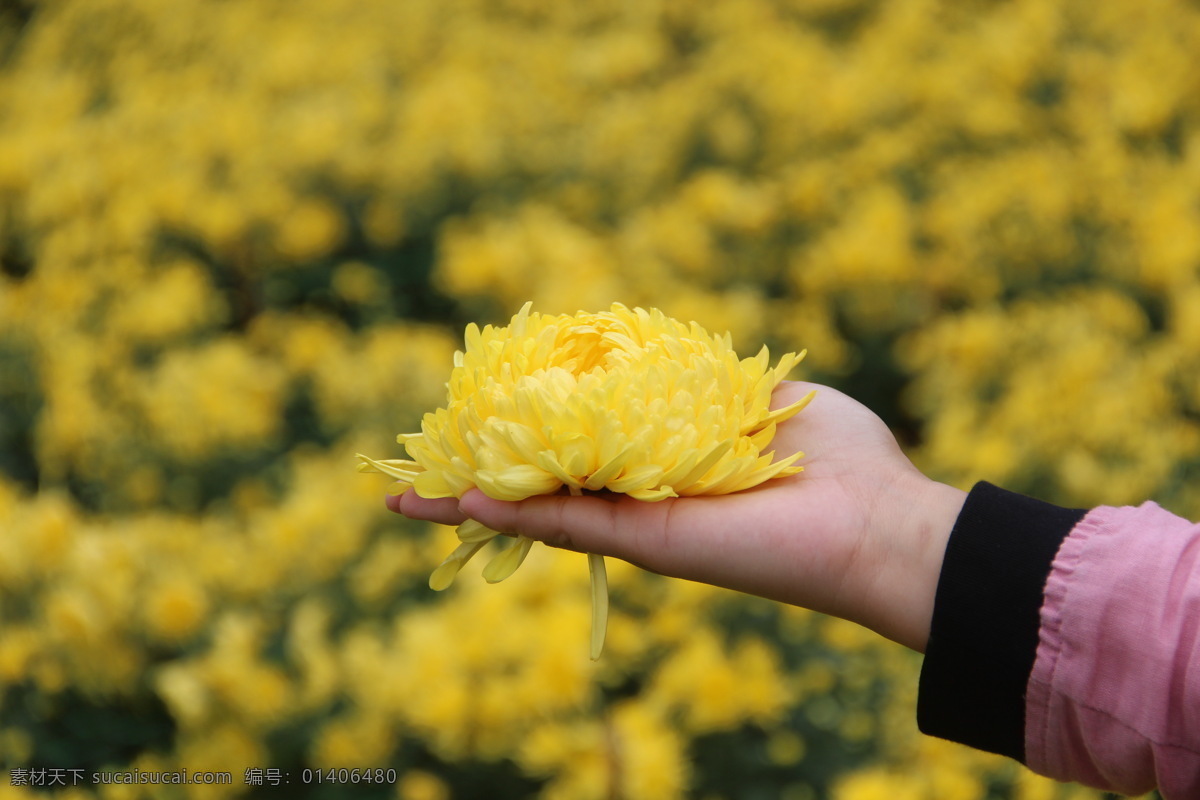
[1025,501,1200,796]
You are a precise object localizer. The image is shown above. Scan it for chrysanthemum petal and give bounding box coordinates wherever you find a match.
[413,469,456,499]
[724,449,806,493]
[475,464,561,501]
[481,535,535,583]
[583,443,634,490]
[456,519,499,544]
[588,553,608,661]
[771,350,806,385]
[669,439,735,491]
[688,452,760,495]
[606,463,664,493]
[762,388,817,427]
[749,421,778,451]
[442,457,479,497]
[536,450,583,489]
[657,448,701,488]
[627,486,678,501]
[557,434,595,478]
[748,376,776,421]
[488,420,546,465]
[429,541,488,591]
[355,454,421,480]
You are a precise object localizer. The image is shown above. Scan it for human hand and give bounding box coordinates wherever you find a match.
[389,381,965,652]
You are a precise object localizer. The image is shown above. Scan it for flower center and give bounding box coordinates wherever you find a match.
[557,322,627,375]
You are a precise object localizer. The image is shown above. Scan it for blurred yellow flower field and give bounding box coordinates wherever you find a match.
[0,0,1193,797]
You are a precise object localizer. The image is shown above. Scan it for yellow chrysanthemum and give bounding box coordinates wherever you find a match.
[358,302,813,658]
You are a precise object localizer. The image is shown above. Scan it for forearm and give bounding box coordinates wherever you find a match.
[862,475,966,653]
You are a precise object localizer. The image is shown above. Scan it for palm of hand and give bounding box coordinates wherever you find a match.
[592,382,924,623]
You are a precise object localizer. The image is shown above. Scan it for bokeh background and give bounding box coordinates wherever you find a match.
[1,0,1196,797]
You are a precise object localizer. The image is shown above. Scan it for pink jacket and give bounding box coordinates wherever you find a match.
[1027,501,1200,796]
[917,483,1200,798]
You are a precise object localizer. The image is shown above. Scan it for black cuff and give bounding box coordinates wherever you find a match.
[917,481,1086,762]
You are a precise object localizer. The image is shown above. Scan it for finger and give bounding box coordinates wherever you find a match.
[458,488,805,603]
[458,488,690,575]
[388,491,468,525]
[458,488,642,551]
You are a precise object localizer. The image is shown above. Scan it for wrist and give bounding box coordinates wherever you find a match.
[873,472,966,652]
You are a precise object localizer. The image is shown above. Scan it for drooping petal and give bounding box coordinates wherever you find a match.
[588,552,608,661]
[429,541,488,590]
[456,518,500,544]
[481,535,535,583]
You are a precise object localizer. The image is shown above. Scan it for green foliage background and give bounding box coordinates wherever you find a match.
[0,0,1193,797]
